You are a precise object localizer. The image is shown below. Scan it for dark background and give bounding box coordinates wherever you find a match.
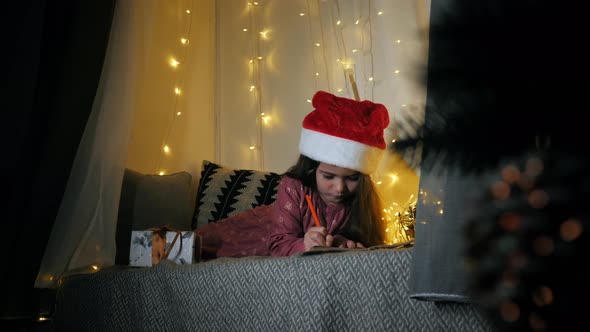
[1,0,115,330]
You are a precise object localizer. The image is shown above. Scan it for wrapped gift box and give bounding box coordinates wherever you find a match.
[129,230,200,267]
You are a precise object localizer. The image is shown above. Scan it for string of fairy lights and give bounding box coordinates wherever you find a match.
[246,1,267,170]
[243,1,399,171]
[155,1,195,175]
[331,0,380,101]
[243,0,387,163]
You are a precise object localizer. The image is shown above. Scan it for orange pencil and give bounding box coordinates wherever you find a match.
[305,194,321,227]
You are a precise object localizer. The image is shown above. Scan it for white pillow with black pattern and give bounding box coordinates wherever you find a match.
[192,160,281,229]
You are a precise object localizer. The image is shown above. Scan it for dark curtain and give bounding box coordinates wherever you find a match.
[0,0,116,325]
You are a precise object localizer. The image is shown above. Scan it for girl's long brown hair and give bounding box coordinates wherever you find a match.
[352,174,386,246]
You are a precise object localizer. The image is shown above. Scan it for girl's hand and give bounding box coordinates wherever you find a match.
[328,234,365,249]
[304,226,328,251]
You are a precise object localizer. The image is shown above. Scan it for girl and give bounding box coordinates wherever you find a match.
[195,90,390,258]
[267,155,385,256]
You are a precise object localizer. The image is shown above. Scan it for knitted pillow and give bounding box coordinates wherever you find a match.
[192,160,281,229]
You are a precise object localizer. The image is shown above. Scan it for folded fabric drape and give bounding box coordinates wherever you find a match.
[409,161,495,302]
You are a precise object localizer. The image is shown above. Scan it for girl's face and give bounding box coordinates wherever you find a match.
[315,162,360,204]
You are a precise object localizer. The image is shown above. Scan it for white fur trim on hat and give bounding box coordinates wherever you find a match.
[299,128,384,174]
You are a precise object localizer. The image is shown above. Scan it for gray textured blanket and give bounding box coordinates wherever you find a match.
[55,248,493,331]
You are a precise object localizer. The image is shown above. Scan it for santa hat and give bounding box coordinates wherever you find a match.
[299,90,390,174]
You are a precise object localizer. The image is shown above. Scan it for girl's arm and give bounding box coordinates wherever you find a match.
[268,178,309,256]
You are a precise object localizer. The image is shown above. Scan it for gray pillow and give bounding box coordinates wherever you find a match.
[115,169,194,265]
[132,171,194,231]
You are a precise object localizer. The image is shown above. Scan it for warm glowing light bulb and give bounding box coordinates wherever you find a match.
[250,85,256,91]
[40,274,54,282]
[439,209,444,215]
[369,77,374,81]
[376,181,383,185]
[186,9,191,14]
[299,13,305,16]
[306,99,312,103]
[396,39,401,44]
[174,87,182,95]
[180,38,189,45]
[337,88,343,92]
[159,171,165,176]
[355,19,360,25]
[249,146,256,150]
[336,20,341,25]
[315,43,320,47]
[170,58,180,68]
[259,30,269,39]
[253,1,259,5]
[391,174,399,183]
[177,111,182,116]
[243,28,248,32]
[315,72,319,76]
[257,56,263,60]
[401,104,407,107]
[91,264,99,271]
[163,145,171,153]
[249,59,254,63]
[391,139,397,143]
[394,69,400,74]
[352,49,358,53]
[260,112,265,116]
[378,11,383,15]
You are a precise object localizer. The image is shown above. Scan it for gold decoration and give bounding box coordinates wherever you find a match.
[374,151,420,245]
[384,195,417,244]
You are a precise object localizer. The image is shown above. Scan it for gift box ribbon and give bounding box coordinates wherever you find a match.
[147,224,183,259]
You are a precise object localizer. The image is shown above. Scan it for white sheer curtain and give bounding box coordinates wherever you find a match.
[35,0,152,288]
